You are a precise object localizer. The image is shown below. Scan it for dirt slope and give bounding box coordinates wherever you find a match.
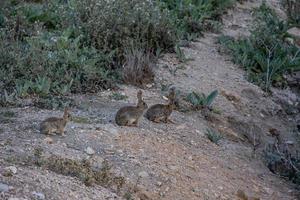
[0,1,299,200]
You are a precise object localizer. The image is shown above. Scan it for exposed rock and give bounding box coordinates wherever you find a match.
[32,191,45,200]
[287,27,300,46]
[0,182,9,192]
[44,137,53,144]
[4,166,18,175]
[138,171,149,178]
[85,147,95,155]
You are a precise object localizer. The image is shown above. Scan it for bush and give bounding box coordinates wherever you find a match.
[123,47,156,87]
[205,128,223,145]
[264,142,300,185]
[158,0,236,39]
[186,90,218,110]
[0,0,176,99]
[219,3,300,91]
[0,0,237,103]
[282,0,300,26]
[77,0,176,63]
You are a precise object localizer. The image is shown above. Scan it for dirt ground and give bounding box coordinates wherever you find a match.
[0,0,299,200]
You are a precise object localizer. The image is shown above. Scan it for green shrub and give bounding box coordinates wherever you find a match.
[282,0,300,26]
[186,90,218,110]
[219,3,300,91]
[77,0,176,62]
[264,143,300,185]
[0,29,115,96]
[205,128,222,145]
[158,0,236,39]
[0,0,236,103]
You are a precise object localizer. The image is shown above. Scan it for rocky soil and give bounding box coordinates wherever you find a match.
[0,0,299,200]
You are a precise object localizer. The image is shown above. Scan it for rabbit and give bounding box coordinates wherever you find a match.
[145,87,176,123]
[40,107,71,136]
[115,90,148,126]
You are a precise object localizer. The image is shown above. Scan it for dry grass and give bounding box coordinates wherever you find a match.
[123,47,156,88]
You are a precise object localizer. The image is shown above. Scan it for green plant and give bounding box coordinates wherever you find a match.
[219,3,300,91]
[158,0,236,39]
[110,92,128,101]
[1,110,16,118]
[186,90,218,110]
[282,0,300,26]
[205,128,222,145]
[264,142,300,185]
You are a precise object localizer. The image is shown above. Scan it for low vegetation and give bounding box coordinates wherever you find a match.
[219,3,300,91]
[282,0,300,26]
[264,141,300,185]
[0,0,237,106]
[205,128,223,145]
[186,90,218,110]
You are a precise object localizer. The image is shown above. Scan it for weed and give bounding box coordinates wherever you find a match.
[282,0,300,26]
[219,3,300,91]
[264,142,300,185]
[71,116,91,124]
[1,110,16,118]
[0,0,236,102]
[205,128,223,145]
[186,90,218,110]
[158,0,236,39]
[110,92,128,101]
[34,96,74,110]
[123,47,156,87]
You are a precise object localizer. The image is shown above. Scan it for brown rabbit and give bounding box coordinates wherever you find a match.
[115,90,148,126]
[145,88,176,123]
[40,107,71,136]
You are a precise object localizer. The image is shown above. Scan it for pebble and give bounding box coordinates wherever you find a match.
[156,181,163,187]
[0,182,9,192]
[4,166,18,175]
[138,171,149,178]
[32,191,45,200]
[85,147,95,155]
[44,137,53,144]
[8,198,28,200]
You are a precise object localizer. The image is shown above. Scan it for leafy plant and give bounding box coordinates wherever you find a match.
[110,92,128,101]
[205,128,223,145]
[282,0,300,26]
[158,0,236,39]
[264,142,300,185]
[187,90,218,109]
[219,3,300,91]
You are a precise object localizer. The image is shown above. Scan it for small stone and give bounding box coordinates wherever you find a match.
[169,165,177,171]
[0,183,9,192]
[90,156,104,170]
[146,84,153,88]
[138,171,149,178]
[4,166,17,175]
[156,181,163,187]
[85,147,95,155]
[44,137,53,144]
[32,191,45,200]
[162,96,169,101]
[285,141,294,145]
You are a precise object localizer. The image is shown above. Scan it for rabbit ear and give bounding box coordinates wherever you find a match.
[168,88,176,100]
[137,90,143,100]
[64,107,69,116]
